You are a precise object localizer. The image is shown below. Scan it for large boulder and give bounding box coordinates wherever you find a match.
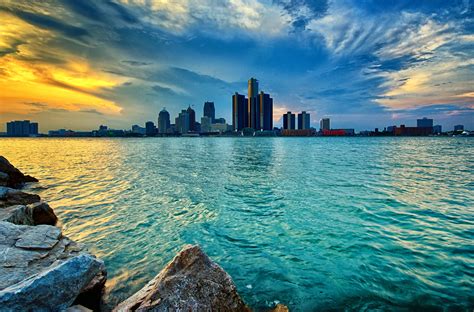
[0,221,106,311]
[1,202,58,226]
[0,156,38,188]
[114,245,250,312]
[0,186,41,208]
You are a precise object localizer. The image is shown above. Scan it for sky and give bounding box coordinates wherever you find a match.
[0,0,473,132]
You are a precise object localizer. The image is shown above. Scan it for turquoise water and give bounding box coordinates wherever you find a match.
[1,137,473,311]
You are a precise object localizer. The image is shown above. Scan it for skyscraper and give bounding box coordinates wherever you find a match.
[187,106,196,131]
[145,121,156,136]
[320,118,330,131]
[258,92,273,131]
[158,108,170,134]
[6,120,38,137]
[283,112,296,130]
[175,109,190,134]
[232,92,248,131]
[203,101,215,122]
[298,111,310,130]
[417,117,433,128]
[248,78,258,129]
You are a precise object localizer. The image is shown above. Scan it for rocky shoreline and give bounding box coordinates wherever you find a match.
[0,156,288,311]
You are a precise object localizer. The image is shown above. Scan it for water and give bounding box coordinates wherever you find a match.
[0,137,473,311]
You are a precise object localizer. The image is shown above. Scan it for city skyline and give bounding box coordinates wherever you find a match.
[0,1,473,132]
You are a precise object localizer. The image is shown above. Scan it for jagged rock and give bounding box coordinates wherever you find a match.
[270,304,289,312]
[0,186,41,208]
[73,268,107,311]
[1,202,58,226]
[0,156,38,188]
[0,222,107,311]
[114,245,250,312]
[0,254,104,311]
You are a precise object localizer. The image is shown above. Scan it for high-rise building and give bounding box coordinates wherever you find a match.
[433,125,442,134]
[417,117,433,128]
[258,92,273,131]
[454,124,464,131]
[145,121,156,136]
[6,120,38,137]
[232,92,248,131]
[187,106,196,131]
[298,111,310,130]
[320,118,330,131]
[248,78,259,129]
[175,109,190,134]
[283,112,296,130]
[200,116,212,133]
[158,108,170,134]
[203,101,215,122]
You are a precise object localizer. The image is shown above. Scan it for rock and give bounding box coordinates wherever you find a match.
[270,304,290,312]
[0,186,41,208]
[0,254,104,311]
[114,245,250,312]
[2,202,58,226]
[73,268,107,311]
[0,222,107,311]
[67,305,93,312]
[0,156,38,188]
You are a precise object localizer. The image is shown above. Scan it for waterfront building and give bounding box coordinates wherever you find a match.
[393,125,432,136]
[187,106,196,132]
[211,123,230,133]
[132,125,146,135]
[214,117,226,124]
[158,108,170,134]
[201,116,212,133]
[320,118,330,131]
[433,125,442,134]
[258,92,273,130]
[145,121,156,136]
[6,120,38,137]
[281,129,314,136]
[248,78,259,129]
[454,124,464,131]
[203,101,215,122]
[175,109,190,134]
[283,112,296,130]
[417,117,433,128]
[232,92,248,131]
[298,111,310,130]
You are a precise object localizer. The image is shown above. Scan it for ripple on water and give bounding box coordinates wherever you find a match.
[0,137,473,311]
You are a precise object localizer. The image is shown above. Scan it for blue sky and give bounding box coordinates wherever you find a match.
[0,0,473,131]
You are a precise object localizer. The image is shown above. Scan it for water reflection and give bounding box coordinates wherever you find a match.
[0,137,472,311]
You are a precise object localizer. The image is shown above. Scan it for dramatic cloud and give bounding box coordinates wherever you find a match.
[0,0,472,131]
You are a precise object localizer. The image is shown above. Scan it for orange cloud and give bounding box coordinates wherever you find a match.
[0,12,124,116]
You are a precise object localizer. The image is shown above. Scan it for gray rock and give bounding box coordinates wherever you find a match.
[114,245,250,312]
[0,254,104,312]
[15,224,61,250]
[0,156,38,188]
[0,222,107,311]
[0,187,41,208]
[67,305,93,312]
[2,202,58,226]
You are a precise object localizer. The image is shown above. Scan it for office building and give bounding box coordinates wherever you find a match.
[175,109,191,134]
[298,111,310,130]
[145,121,156,136]
[232,92,248,131]
[6,120,38,137]
[454,125,464,131]
[187,106,196,132]
[158,108,170,134]
[258,92,273,131]
[203,101,215,122]
[283,112,296,130]
[433,125,442,134]
[320,118,330,131]
[214,117,226,124]
[248,78,259,129]
[417,117,433,128]
[132,125,146,135]
[201,116,212,133]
